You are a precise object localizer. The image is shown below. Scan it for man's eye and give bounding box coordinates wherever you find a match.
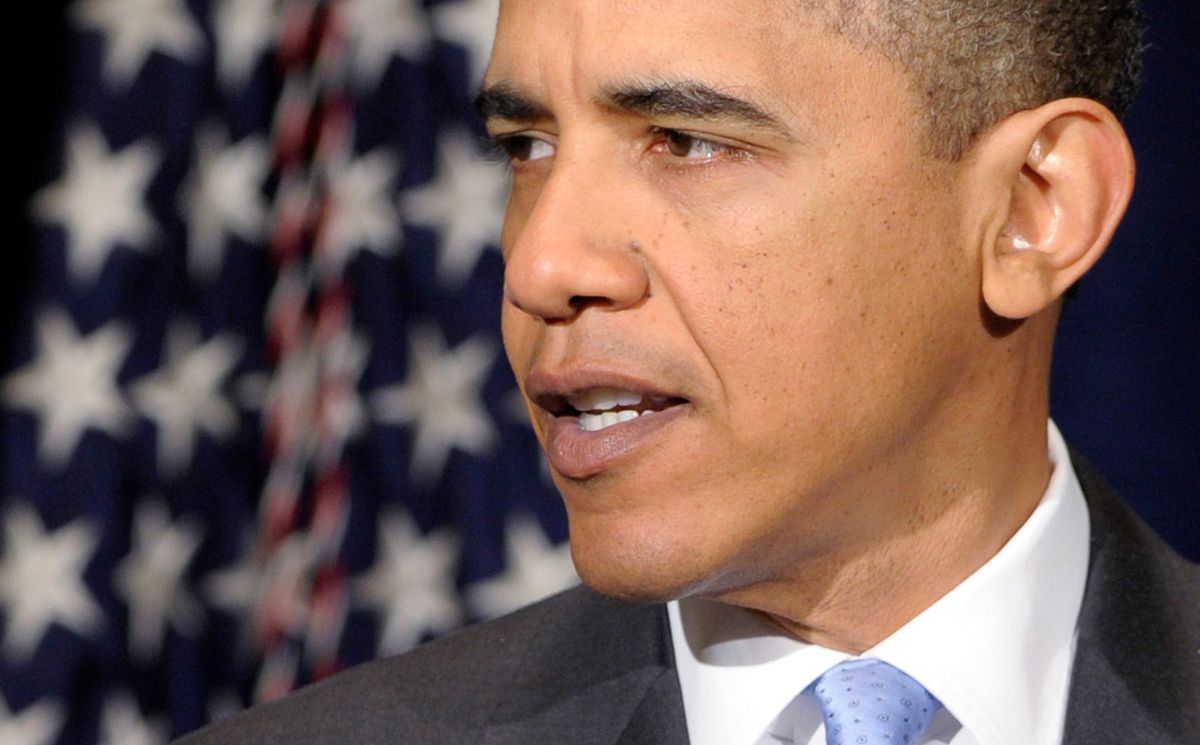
[661,129,731,161]
[495,135,555,163]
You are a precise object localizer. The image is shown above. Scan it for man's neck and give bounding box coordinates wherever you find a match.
[713,415,1053,653]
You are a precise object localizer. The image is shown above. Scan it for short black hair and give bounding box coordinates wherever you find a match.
[811,0,1143,159]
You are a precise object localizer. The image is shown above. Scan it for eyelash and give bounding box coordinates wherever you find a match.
[484,128,749,168]
[482,134,530,164]
[649,128,746,163]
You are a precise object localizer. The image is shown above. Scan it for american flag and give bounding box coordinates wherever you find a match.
[0,1,576,742]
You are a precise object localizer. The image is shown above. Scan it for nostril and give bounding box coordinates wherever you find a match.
[568,294,616,311]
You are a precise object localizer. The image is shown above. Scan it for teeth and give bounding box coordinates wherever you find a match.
[567,387,643,413]
[579,408,648,432]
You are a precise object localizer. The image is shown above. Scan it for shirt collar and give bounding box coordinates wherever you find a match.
[669,420,1090,745]
[668,598,848,745]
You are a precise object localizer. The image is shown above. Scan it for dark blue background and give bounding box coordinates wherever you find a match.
[1050,0,1199,559]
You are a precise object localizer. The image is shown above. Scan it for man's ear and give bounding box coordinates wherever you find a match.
[973,98,1135,320]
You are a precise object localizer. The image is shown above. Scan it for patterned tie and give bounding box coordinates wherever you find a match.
[805,658,942,745]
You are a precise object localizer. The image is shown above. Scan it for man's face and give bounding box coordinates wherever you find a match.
[484,0,984,603]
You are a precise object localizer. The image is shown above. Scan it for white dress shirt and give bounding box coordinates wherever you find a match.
[669,420,1090,745]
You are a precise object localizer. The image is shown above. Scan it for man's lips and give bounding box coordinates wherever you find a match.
[523,367,690,479]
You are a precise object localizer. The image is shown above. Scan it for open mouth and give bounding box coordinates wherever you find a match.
[537,387,688,433]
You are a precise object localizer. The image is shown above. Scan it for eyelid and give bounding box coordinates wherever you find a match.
[485,129,557,165]
[649,127,752,163]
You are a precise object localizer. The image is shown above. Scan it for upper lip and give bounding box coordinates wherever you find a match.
[524,364,689,416]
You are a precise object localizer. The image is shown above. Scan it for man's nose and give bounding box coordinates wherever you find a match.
[503,162,650,322]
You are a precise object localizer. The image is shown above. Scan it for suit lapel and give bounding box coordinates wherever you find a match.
[613,665,690,745]
[480,664,684,745]
[1062,453,1200,745]
[479,590,690,745]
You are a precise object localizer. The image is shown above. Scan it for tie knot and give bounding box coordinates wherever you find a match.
[806,658,941,745]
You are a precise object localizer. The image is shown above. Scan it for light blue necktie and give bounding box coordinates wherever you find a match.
[805,658,942,745]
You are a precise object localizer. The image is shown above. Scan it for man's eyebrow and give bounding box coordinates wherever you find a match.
[475,84,551,123]
[598,79,794,139]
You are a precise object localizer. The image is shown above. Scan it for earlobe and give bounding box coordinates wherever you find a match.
[979,98,1135,320]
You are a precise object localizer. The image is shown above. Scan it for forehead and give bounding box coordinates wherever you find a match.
[490,0,795,72]
[485,0,909,131]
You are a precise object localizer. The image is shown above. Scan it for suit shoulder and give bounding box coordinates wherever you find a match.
[175,586,667,744]
[1068,452,1200,742]
[1076,453,1200,606]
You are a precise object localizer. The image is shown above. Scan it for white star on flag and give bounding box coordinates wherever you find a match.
[213,0,278,91]
[179,125,270,281]
[131,322,242,476]
[99,692,168,745]
[71,0,206,89]
[3,309,133,466]
[354,511,462,655]
[114,501,205,662]
[466,517,577,619]
[0,504,102,662]
[0,694,64,745]
[433,0,499,86]
[371,325,497,485]
[340,0,431,88]
[402,130,508,287]
[316,148,402,278]
[30,127,161,286]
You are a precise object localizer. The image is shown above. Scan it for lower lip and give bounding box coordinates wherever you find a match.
[544,405,688,479]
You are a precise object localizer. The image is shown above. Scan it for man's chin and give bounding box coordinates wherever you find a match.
[576,568,692,605]
[570,543,717,605]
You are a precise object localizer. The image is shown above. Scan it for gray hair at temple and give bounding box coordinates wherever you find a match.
[803,0,1144,159]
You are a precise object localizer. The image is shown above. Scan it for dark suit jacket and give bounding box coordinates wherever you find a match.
[179,459,1199,744]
